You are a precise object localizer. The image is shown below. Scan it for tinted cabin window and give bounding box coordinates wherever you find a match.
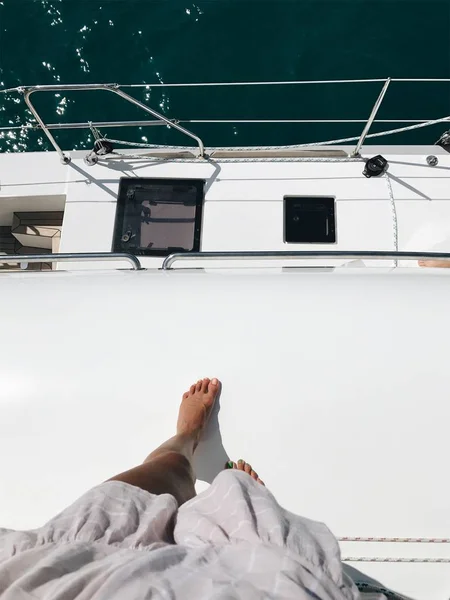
[113,178,204,256]
[284,197,336,243]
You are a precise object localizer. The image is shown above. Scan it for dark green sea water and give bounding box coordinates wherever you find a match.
[1,0,450,153]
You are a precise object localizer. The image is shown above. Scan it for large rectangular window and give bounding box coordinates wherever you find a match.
[284,197,336,244]
[113,178,204,256]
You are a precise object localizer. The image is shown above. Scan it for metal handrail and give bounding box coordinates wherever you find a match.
[162,251,450,270]
[20,84,205,163]
[1,78,450,161]
[0,252,142,270]
[352,78,391,156]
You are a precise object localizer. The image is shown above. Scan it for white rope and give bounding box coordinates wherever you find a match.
[103,137,162,149]
[2,100,450,154]
[338,537,450,543]
[99,153,364,164]
[123,79,389,88]
[88,121,103,142]
[3,82,449,158]
[2,78,450,94]
[343,557,450,563]
[98,136,364,161]
[277,114,450,149]
[120,78,450,89]
[3,114,448,147]
[0,120,434,133]
[221,113,450,148]
[385,174,399,266]
[340,536,450,563]
[100,112,450,154]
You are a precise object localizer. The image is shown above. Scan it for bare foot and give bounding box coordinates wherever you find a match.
[419,260,450,268]
[177,378,220,448]
[226,459,265,486]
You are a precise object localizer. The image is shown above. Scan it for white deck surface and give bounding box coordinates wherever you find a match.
[0,267,449,599]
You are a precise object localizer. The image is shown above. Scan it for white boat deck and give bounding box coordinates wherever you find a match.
[0,268,449,600]
[1,77,450,598]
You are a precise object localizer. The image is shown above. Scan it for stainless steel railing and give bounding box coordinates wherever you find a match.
[2,250,449,272]
[0,252,142,270]
[161,251,450,270]
[20,84,205,163]
[351,78,391,157]
[1,78,450,162]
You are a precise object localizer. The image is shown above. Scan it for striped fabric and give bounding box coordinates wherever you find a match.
[0,470,378,599]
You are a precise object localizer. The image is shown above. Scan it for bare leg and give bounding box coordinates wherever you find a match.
[108,378,220,506]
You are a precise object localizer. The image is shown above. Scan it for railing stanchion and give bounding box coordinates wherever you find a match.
[23,89,71,164]
[351,78,392,157]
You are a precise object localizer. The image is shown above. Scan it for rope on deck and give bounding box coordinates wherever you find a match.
[340,537,450,563]
[343,557,450,563]
[99,113,450,155]
[339,537,450,543]
[385,174,399,265]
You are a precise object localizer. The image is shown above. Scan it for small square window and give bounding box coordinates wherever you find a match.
[284,197,336,244]
[113,178,204,256]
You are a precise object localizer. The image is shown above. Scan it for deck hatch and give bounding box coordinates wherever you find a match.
[113,178,204,256]
[284,197,336,244]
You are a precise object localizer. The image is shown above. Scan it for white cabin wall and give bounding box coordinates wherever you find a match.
[60,156,398,269]
[1,148,450,269]
[0,152,68,198]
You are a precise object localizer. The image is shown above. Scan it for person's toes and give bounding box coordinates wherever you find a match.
[183,391,189,400]
[195,380,202,392]
[226,459,265,485]
[201,378,210,393]
[189,383,196,395]
[207,378,219,394]
[418,260,426,267]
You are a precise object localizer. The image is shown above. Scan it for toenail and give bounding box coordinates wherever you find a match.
[226,461,233,469]
[211,378,218,385]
